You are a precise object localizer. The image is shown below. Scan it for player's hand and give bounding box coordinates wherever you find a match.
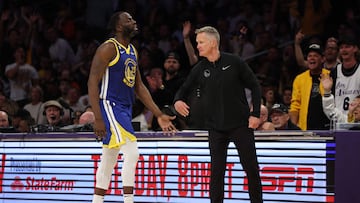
[93,119,106,140]
[248,116,260,129]
[157,114,177,135]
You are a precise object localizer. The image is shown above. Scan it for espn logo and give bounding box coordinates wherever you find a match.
[244,166,315,192]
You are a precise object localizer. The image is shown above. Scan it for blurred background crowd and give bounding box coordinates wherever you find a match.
[0,0,359,133]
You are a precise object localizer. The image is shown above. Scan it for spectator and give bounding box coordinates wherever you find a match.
[294,30,340,70]
[42,100,67,129]
[0,26,22,71]
[352,105,360,123]
[290,43,330,130]
[230,21,255,60]
[149,52,188,130]
[263,86,278,113]
[17,118,31,132]
[72,110,83,125]
[281,86,292,108]
[0,110,18,132]
[145,67,164,94]
[0,89,19,117]
[0,110,11,128]
[270,103,301,130]
[12,109,34,133]
[162,51,186,103]
[23,86,45,124]
[58,79,72,102]
[256,104,275,131]
[323,37,341,69]
[73,110,95,132]
[320,73,360,123]
[45,27,76,69]
[5,46,39,107]
[330,35,360,115]
[79,111,95,125]
[67,87,86,113]
[12,108,32,129]
[57,79,72,123]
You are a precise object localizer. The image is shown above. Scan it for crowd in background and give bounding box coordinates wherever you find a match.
[0,0,359,132]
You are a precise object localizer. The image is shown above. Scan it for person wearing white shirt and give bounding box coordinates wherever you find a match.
[5,46,39,107]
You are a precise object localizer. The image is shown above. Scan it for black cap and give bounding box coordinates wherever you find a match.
[165,51,180,61]
[306,43,323,55]
[270,103,288,114]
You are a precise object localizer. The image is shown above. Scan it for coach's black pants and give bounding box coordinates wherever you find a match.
[208,127,263,203]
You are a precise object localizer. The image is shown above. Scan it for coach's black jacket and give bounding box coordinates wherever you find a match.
[174,52,262,131]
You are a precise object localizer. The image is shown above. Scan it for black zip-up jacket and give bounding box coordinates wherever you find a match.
[174,52,262,131]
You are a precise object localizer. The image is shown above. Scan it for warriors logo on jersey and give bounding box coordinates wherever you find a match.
[123,58,136,87]
[98,38,139,148]
[99,38,138,104]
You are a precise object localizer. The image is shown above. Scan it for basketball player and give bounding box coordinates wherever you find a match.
[88,11,176,203]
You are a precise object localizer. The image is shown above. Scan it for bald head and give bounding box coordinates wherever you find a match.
[79,111,95,125]
[0,111,10,127]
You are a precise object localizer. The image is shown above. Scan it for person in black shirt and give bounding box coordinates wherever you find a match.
[174,26,263,203]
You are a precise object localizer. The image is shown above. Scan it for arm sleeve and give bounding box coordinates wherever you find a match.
[322,94,347,123]
[290,76,301,113]
[173,64,200,103]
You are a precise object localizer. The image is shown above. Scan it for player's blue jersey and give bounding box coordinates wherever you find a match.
[99,38,138,148]
[99,38,137,105]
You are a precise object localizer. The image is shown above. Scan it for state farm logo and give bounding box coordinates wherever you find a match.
[10,176,75,191]
[11,176,24,190]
